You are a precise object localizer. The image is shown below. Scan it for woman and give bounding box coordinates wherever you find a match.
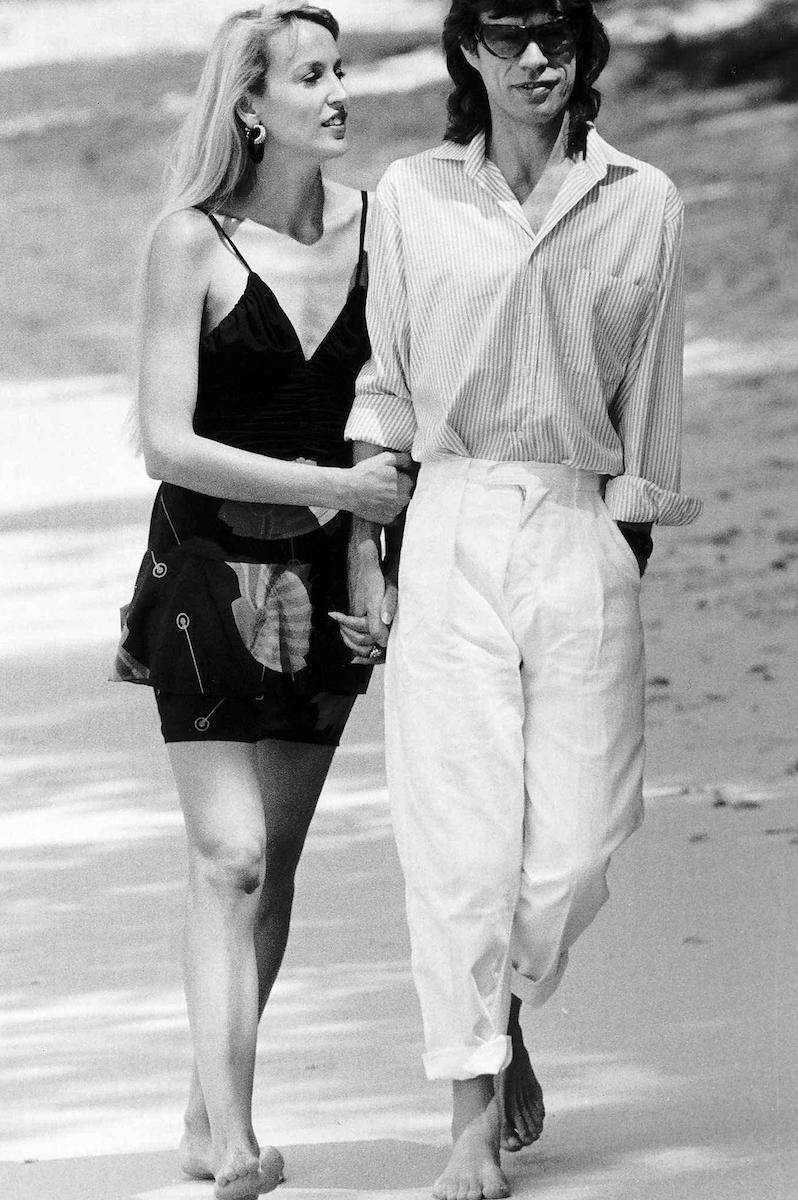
[114,6,411,1198]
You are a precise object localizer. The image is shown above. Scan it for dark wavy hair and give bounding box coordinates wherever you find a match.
[442,0,610,158]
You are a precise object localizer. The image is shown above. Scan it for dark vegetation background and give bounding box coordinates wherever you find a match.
[0,0,796,379]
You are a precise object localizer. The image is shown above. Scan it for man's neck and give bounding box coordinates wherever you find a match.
[487,112,570,205]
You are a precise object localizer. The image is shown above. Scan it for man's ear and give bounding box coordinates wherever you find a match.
[460,43,481,72]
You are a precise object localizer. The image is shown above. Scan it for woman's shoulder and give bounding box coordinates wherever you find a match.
[149,207,219,270]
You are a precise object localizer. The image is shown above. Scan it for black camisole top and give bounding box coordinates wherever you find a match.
[114,193,373,699]
[197,198,370,466]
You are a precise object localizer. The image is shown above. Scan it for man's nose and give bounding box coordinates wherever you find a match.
[518,37,548,71]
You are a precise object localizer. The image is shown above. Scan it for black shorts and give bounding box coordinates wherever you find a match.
[154,689,357,747]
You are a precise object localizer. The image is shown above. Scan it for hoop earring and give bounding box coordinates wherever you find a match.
[246,123,267,164]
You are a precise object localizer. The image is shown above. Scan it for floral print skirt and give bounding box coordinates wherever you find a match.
[113,484,371,724]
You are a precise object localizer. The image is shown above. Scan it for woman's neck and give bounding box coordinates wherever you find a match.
[234,153,325,244]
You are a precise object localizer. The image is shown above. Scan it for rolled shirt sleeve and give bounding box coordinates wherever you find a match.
[605,191,702,525]
[344,173,418,452]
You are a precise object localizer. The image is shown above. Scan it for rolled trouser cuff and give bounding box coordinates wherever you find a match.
[423,1035,512,1081]
[511,951,569,1008]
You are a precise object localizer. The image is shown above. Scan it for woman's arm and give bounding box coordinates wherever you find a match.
[330,440,411,662]
[137,209,410,524]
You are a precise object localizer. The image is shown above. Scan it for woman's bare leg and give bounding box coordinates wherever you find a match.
[180,739,336,1182]
[170,739,282,1199]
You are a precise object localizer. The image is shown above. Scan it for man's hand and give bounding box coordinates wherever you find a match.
[617,521,654,576]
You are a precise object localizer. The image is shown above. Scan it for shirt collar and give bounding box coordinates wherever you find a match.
[432,126,633,184]
[431,134,483,176]
[584,127,634,178]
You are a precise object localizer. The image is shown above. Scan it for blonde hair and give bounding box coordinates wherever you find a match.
[161,2,340,217]
[128,5,339,450]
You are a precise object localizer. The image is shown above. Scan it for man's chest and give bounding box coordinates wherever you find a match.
[519,158,574,234]
[402,177,662,296]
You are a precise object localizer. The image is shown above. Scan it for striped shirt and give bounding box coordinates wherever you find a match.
[345,129,701,525]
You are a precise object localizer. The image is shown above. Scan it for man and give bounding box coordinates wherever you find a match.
[337,3,701,1197]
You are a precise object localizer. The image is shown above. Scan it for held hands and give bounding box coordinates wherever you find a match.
[329,535,398,666]
[347,452,414,525]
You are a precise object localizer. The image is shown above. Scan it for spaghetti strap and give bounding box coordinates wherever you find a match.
[207,212,253,274]
[356,191,368,284]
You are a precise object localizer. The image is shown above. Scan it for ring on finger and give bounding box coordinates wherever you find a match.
[368,645,384,661]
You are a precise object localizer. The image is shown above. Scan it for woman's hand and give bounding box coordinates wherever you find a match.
[329,523,400,664]
[328,611,384,665]
[347,452,414,524]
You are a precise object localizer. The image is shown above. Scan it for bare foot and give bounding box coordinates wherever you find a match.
[180,1073,214,1179]
[433,1079,510,1200]
[498,996,544,1153]
[214,1146,284,1200]
[179,1127,214,1180]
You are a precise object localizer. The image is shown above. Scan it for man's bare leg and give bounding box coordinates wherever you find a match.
[180,740,335,1185]
[433,1075,510,1200]
[496,995,545,1153]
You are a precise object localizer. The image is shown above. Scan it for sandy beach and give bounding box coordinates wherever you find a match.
[2,348,797,1198]
[1,0,797,1196]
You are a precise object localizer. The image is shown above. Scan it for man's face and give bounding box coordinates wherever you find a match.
[461,5,577,132]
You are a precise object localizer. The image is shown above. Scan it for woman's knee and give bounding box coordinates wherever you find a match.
[189,830,267,895]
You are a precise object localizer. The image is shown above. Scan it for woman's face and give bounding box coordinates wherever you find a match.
[249,20,349,162]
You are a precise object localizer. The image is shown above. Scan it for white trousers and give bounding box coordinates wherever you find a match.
[385,459,646,1081]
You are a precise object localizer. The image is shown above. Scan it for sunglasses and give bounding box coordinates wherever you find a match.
[476,18,575,61]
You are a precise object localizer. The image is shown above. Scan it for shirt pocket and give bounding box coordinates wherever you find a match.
[554,267,651,390]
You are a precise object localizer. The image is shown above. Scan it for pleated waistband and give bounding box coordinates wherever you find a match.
[417,457,602,493]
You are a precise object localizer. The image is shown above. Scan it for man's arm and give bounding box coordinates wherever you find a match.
[338,172,419,658]
[345,171,417,452]
[605,189,701,534]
